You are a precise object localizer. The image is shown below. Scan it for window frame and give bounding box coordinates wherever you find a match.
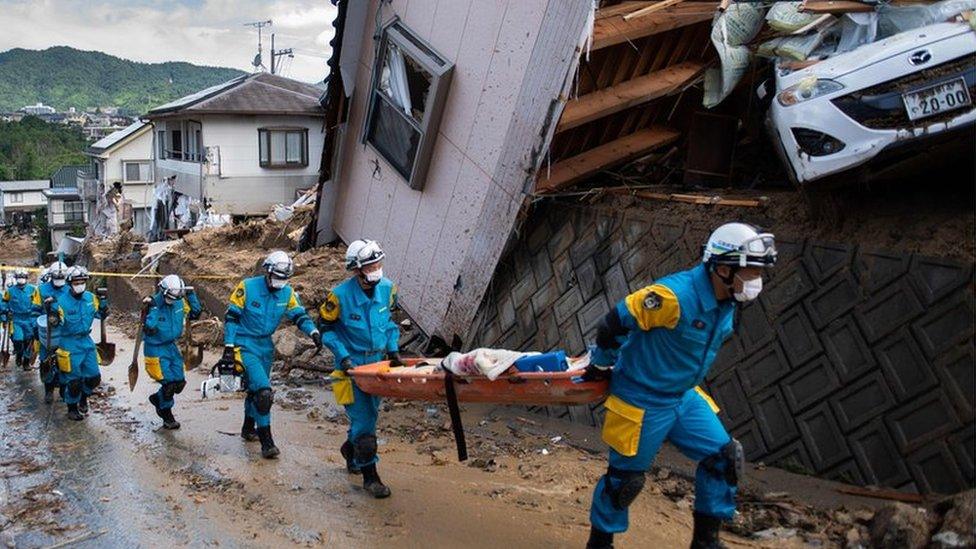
[362,18,454,191]
[258,128,309,168]
[9,192,23,203]
[123,160,153,183]
[63,200,84,223]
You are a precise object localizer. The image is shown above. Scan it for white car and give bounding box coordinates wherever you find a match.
[768,20,976,184]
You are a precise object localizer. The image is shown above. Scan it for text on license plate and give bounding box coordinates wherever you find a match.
[902,77,972,122]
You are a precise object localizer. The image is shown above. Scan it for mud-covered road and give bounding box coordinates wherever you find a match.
[0,322,869,548]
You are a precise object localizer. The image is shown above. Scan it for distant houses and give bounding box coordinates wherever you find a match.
[3,72,326,249]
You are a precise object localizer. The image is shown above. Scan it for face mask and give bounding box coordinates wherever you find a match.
[52,278,66,288]
[268,277,287,290]
[733,275,762,302]
[365,268,383,283]
[15,278,26,286]
[164,296,177,305]
[71,283,86,295]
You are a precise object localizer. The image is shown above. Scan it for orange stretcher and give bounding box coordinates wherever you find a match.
[348,358,609,405]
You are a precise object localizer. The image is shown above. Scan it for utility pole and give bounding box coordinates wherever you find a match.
[270,34,294,76]
[244,20,273,71]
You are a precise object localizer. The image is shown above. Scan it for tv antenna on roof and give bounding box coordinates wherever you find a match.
[244,20,273,71]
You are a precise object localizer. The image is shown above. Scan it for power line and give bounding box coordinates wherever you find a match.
[244,20,273,71]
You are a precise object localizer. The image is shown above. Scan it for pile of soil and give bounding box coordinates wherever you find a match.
[85,207,348,349]
[0,232,37,266]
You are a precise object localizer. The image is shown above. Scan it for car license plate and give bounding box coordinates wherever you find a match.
[902,77,972,121]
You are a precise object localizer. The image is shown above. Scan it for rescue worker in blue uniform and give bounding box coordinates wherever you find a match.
[46,266,109,421]
[1,268,40,370]
[143,274,202,430]
[583,223,777,549]
[318,239,401,499]
[35,261,71,403]
[218,251,321,459]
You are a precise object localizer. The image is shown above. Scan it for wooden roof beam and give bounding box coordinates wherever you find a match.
[537,126,681,194]
[557,61,705,133]
[592,2,718,50]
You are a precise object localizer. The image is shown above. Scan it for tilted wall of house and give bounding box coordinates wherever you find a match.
[330,0,593,343]
[470,199,975,494]
[155,115,324,215]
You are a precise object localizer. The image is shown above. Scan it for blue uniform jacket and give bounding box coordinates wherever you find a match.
[608,264,735,404]
[223,276,315,345]
[317,277,399,367]
[2,283,40,320]
[51,291,107,338]
[143,291,202,345]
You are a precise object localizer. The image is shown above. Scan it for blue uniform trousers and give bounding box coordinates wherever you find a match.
[144,342,185,411]
[590,389,735,533]
[238,335,275,428]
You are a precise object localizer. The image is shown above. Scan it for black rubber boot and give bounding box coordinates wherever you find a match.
[160,408,180,430]
[78,394,89,414]
[66,403,84,421]
[690,512,726,549]
[149,393,165,418]
[361,464,391,499]
[257,426,279,459]
[241,416,258,441]
[340,440,361,474]
[586,527,614,549]
[44,383,55,404]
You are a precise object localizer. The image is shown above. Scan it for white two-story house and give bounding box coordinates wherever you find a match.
[144,73,326,229]
[80,121,155,237]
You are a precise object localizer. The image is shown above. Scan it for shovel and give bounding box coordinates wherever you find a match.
[128,301,150,391]
[96,316,116,366]
[183,317,204,371]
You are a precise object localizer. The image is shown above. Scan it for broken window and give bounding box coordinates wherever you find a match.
[258,129,308,168]
[363,19,454,191]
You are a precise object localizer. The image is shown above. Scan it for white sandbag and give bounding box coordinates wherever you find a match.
[766,1,821,33]
[704,2,767,108]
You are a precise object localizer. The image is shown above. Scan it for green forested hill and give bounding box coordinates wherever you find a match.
[0,117,87,180]
[0,46,245,115]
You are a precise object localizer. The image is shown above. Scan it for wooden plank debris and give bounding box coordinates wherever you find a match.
[537,127,680,193]
[607,188,767,207]
[557,61,706,132]
[800,0,875,13]
[835,485,926,504]
[592,2,718,50]
[623,0,687,21]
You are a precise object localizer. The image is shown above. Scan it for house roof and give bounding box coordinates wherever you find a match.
[146,73,326,118]
[50,165,86,189]
[88,121,150,154]
[0,180,48,192]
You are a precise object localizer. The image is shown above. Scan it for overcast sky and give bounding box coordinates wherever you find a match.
[0,0,338,83]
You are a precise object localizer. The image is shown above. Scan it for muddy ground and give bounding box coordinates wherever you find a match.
[0,321,909,549]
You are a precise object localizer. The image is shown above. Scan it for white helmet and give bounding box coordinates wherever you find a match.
[262,251,294,279]
[158,274,186,302]
[345,240,385,271]
[48,261,69,281]
[702,223,777,268]
[13,268,28,283]
[39,267,50,284]
[66,265,90,295]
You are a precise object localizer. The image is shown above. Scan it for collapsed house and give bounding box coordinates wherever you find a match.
[310,0,974,495]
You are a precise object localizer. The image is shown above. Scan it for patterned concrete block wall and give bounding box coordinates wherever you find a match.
[468,202,975,494]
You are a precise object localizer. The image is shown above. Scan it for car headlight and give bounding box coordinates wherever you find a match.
[777,77,844,106]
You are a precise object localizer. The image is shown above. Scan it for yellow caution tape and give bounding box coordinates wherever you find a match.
[0,265,237,280]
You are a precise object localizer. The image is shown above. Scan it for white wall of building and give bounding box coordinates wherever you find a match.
[2,189,46,211]
[329,0,591,342]
[154,114,324,215]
